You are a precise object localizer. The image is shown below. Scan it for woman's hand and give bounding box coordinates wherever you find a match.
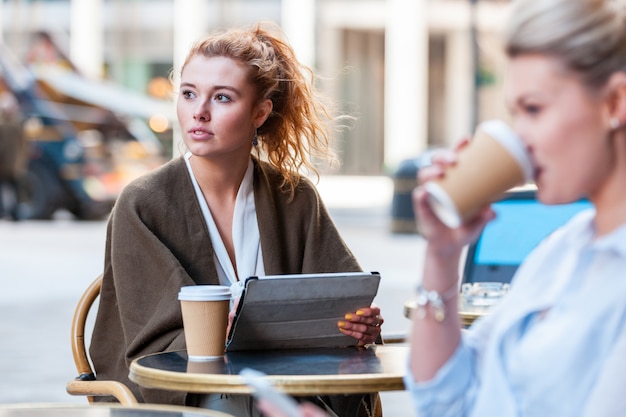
[225,297,240,342]
[414,139,495,255]
[337,304,383,345]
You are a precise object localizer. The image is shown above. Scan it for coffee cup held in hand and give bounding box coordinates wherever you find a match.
[424,120,533,228]
[178,285,232,361]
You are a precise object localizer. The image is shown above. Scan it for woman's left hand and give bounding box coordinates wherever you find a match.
[337,304,384,345]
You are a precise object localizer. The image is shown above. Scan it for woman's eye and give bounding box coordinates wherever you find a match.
[524,104,541,115]
[181,89,196,100]
[215,93,231,103]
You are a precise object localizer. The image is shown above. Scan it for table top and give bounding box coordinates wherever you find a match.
[403,297,490,327]
[0,403,235,417]
[129,345,408,395]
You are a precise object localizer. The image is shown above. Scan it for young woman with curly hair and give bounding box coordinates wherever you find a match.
[90,22,383,417]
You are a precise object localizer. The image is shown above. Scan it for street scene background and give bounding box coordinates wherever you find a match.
[0,175,423,417]
[0,2,502,415]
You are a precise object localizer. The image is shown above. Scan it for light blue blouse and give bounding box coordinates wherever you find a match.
[405,209,626,417]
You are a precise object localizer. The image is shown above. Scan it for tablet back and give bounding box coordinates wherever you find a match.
[226,272,381,351]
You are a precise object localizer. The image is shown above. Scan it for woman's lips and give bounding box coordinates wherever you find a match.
[188,128,213,140]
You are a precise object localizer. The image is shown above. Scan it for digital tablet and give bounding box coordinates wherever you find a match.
[226,271,381,351]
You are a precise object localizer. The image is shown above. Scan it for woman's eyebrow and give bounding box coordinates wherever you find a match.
[179,82,241,95]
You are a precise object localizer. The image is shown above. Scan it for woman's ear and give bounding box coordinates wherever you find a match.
[604,72,626,126]
[254,98,273,128]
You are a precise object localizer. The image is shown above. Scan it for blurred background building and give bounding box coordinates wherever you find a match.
[0,0,511,219]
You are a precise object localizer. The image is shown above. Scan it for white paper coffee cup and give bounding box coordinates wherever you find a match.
[178,285,232,361]
[424,120,533,228]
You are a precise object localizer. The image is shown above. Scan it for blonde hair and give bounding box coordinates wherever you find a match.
[505,0,626,88]
[180,22,340,197]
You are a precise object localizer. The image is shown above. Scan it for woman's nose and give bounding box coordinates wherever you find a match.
[511,119,534,156]
[511,119,527,143]
[193,103,210,121]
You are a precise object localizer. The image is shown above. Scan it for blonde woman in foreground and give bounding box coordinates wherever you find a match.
[408,0,626,416]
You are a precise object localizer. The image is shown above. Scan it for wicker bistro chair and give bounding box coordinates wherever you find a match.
[66,274,138,405]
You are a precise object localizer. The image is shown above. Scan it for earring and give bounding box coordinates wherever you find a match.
[252,129,258,146]
[610,118,620,130]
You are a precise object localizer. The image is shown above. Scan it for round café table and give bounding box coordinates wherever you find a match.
[0,403,235,417]
[129,345,408,396]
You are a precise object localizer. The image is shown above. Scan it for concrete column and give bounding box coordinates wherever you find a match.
[384,0,428,169]
[317,26,342,105]
[445,30,473,145]
[69,0,103,79]
[172,0,207,157]
[0,1,3,44]
[281,0,316,68]
[173,0,208,86]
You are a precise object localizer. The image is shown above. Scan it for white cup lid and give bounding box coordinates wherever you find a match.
[178,285,232,301]
[479,120,534,182]
[424,181,462,228]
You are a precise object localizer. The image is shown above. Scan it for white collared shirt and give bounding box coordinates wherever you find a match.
[405,209,626,417]
[185,153,265,299]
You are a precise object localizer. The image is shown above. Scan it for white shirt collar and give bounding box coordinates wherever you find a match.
[184,153,265,295]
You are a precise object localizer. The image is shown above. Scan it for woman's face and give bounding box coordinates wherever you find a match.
[177,55,270,161]
[505,54,613,205]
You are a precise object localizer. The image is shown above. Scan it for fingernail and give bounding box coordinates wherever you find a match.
[344,314,353,320]
[338,321,346,328]
[356,310,364,316]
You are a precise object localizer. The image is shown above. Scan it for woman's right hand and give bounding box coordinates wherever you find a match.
[225,297,240,341]
[413,139,496,256]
